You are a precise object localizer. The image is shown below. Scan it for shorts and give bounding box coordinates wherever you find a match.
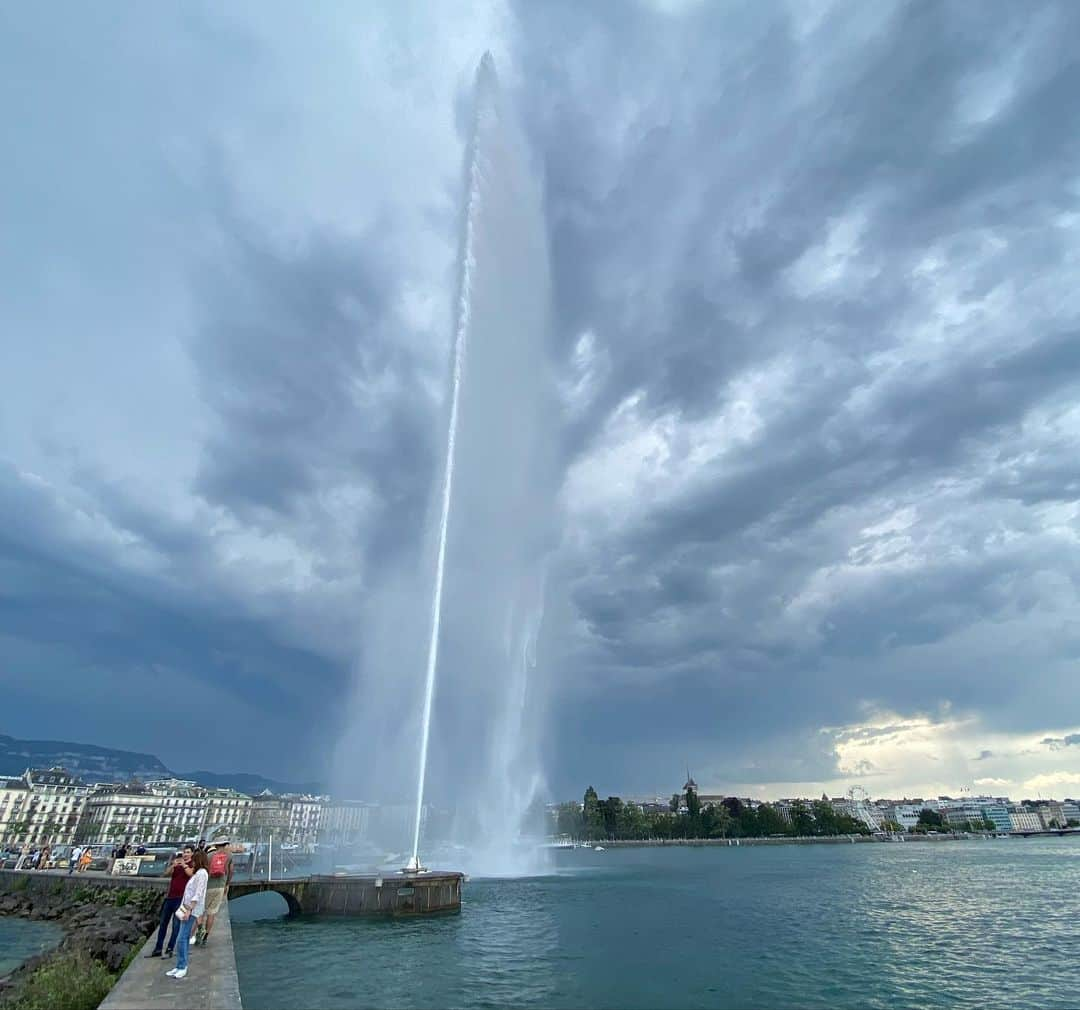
[204,887,226,915]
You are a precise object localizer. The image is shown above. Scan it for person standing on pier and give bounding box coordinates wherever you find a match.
[146,846,193,959]
[167,848,209,980]
[199,840,234,945]
[69,845,82,874]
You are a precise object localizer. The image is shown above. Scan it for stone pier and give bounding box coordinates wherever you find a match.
[228,870,463,917]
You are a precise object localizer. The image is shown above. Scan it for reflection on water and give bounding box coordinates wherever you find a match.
[232,839,1080,1009]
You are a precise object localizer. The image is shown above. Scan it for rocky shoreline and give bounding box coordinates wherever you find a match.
[0,877,159,1006]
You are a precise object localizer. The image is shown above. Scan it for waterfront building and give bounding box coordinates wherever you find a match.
[25,767,91,845]
[285,794,327,847]
[0,768,91,847]
[1009,808,1042,833]
[887,803,926,831]
[320,800,373,846]
[249,791,291,839]
[75,779,209,845]
[1061,800,1080,825]
[943,804,985,829]
[1032,801,1068,830]
[248,791,326,846]
[0,776,33,847]
[980,803,1012,833]
[201,788,253,839]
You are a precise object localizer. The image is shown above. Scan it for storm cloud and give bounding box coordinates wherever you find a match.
[2,0,1078,797]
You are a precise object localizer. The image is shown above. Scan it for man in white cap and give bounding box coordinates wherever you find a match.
[199,839,234,944]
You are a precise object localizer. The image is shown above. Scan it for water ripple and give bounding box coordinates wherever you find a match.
[232,838,1080,1009]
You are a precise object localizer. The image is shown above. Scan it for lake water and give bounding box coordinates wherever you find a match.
[231,838,1080,1008]
[0,918,63,977]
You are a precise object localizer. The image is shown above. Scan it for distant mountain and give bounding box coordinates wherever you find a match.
[0,733,170,781]
[0,733,321,796]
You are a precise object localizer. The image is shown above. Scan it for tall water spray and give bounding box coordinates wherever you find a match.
[334,52,557,877]
[407,71,476,868]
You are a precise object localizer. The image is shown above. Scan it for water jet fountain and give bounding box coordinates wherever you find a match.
[333,48,557,886]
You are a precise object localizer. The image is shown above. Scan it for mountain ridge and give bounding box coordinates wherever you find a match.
[0,733,322,795]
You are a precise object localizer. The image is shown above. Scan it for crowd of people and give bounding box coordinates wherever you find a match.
[11,839,150,872]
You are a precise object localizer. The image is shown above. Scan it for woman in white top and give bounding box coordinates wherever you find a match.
[167,848,209,980]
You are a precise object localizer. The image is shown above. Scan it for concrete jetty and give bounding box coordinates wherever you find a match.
[99,902,242,1010]
[229,870,464,917]
[3,866,463,1009]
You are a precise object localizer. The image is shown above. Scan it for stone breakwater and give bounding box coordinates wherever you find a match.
[0,871,161,1001]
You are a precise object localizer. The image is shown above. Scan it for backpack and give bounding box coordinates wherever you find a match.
[209,850,229,878]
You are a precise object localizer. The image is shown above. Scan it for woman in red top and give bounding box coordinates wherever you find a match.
[146,846,194,958]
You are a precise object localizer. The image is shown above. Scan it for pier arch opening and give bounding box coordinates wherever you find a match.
[228,889,296,920]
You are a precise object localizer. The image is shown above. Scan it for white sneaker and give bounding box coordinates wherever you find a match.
[189,935,196,945]
[173,968,188,980]
[166,968,179,977]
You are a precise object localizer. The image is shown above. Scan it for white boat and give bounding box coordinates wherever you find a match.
[594,845,605,852]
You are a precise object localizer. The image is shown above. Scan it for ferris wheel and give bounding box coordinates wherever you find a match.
[847,786,876,830]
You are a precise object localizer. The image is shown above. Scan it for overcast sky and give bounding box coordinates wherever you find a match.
[3,0,1079,801]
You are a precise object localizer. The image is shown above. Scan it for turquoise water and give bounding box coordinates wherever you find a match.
[232,839,1080,1008]
[0,919,63,976]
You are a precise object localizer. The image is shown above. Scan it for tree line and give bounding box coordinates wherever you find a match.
[551,785,872,841]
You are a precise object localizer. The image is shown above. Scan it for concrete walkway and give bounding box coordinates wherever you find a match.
[99,903,242,1010]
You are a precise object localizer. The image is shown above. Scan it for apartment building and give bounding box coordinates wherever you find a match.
[0,776,32,847]
[321,800,373,846]
[0,768,91,847]
[1009,808,1042,833]
[201,788,253,840]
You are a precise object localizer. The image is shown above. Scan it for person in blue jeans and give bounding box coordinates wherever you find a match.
[167,848,208,980]
[146,846,193,958]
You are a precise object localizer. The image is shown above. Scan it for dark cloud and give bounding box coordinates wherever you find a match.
[1042,734,1080,751]
[2,0,1080,797]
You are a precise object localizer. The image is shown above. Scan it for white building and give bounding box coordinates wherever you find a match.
[1035,802,1068,830]
[248,792,327,847]
[1009,808,1042,833]
[320,801,373,846]
[75,780,209,845]
[201,789,253,840]
[285,794,326,848]
[889,804,927,831]
[0,776,33,847]
[0,768,91,847]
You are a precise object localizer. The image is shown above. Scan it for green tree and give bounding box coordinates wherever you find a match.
[554,802,583,839]
[790,802,814,837]
[617,801,647,839]
[755,804,787,836]
[737,806,759,838]
[811,800,838,835]
[583,786,604,841]
[706,805,732,839]
[669,793,681,814]
[917,808,944,829]
[686,784,701,822]
[598,796,623,839]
